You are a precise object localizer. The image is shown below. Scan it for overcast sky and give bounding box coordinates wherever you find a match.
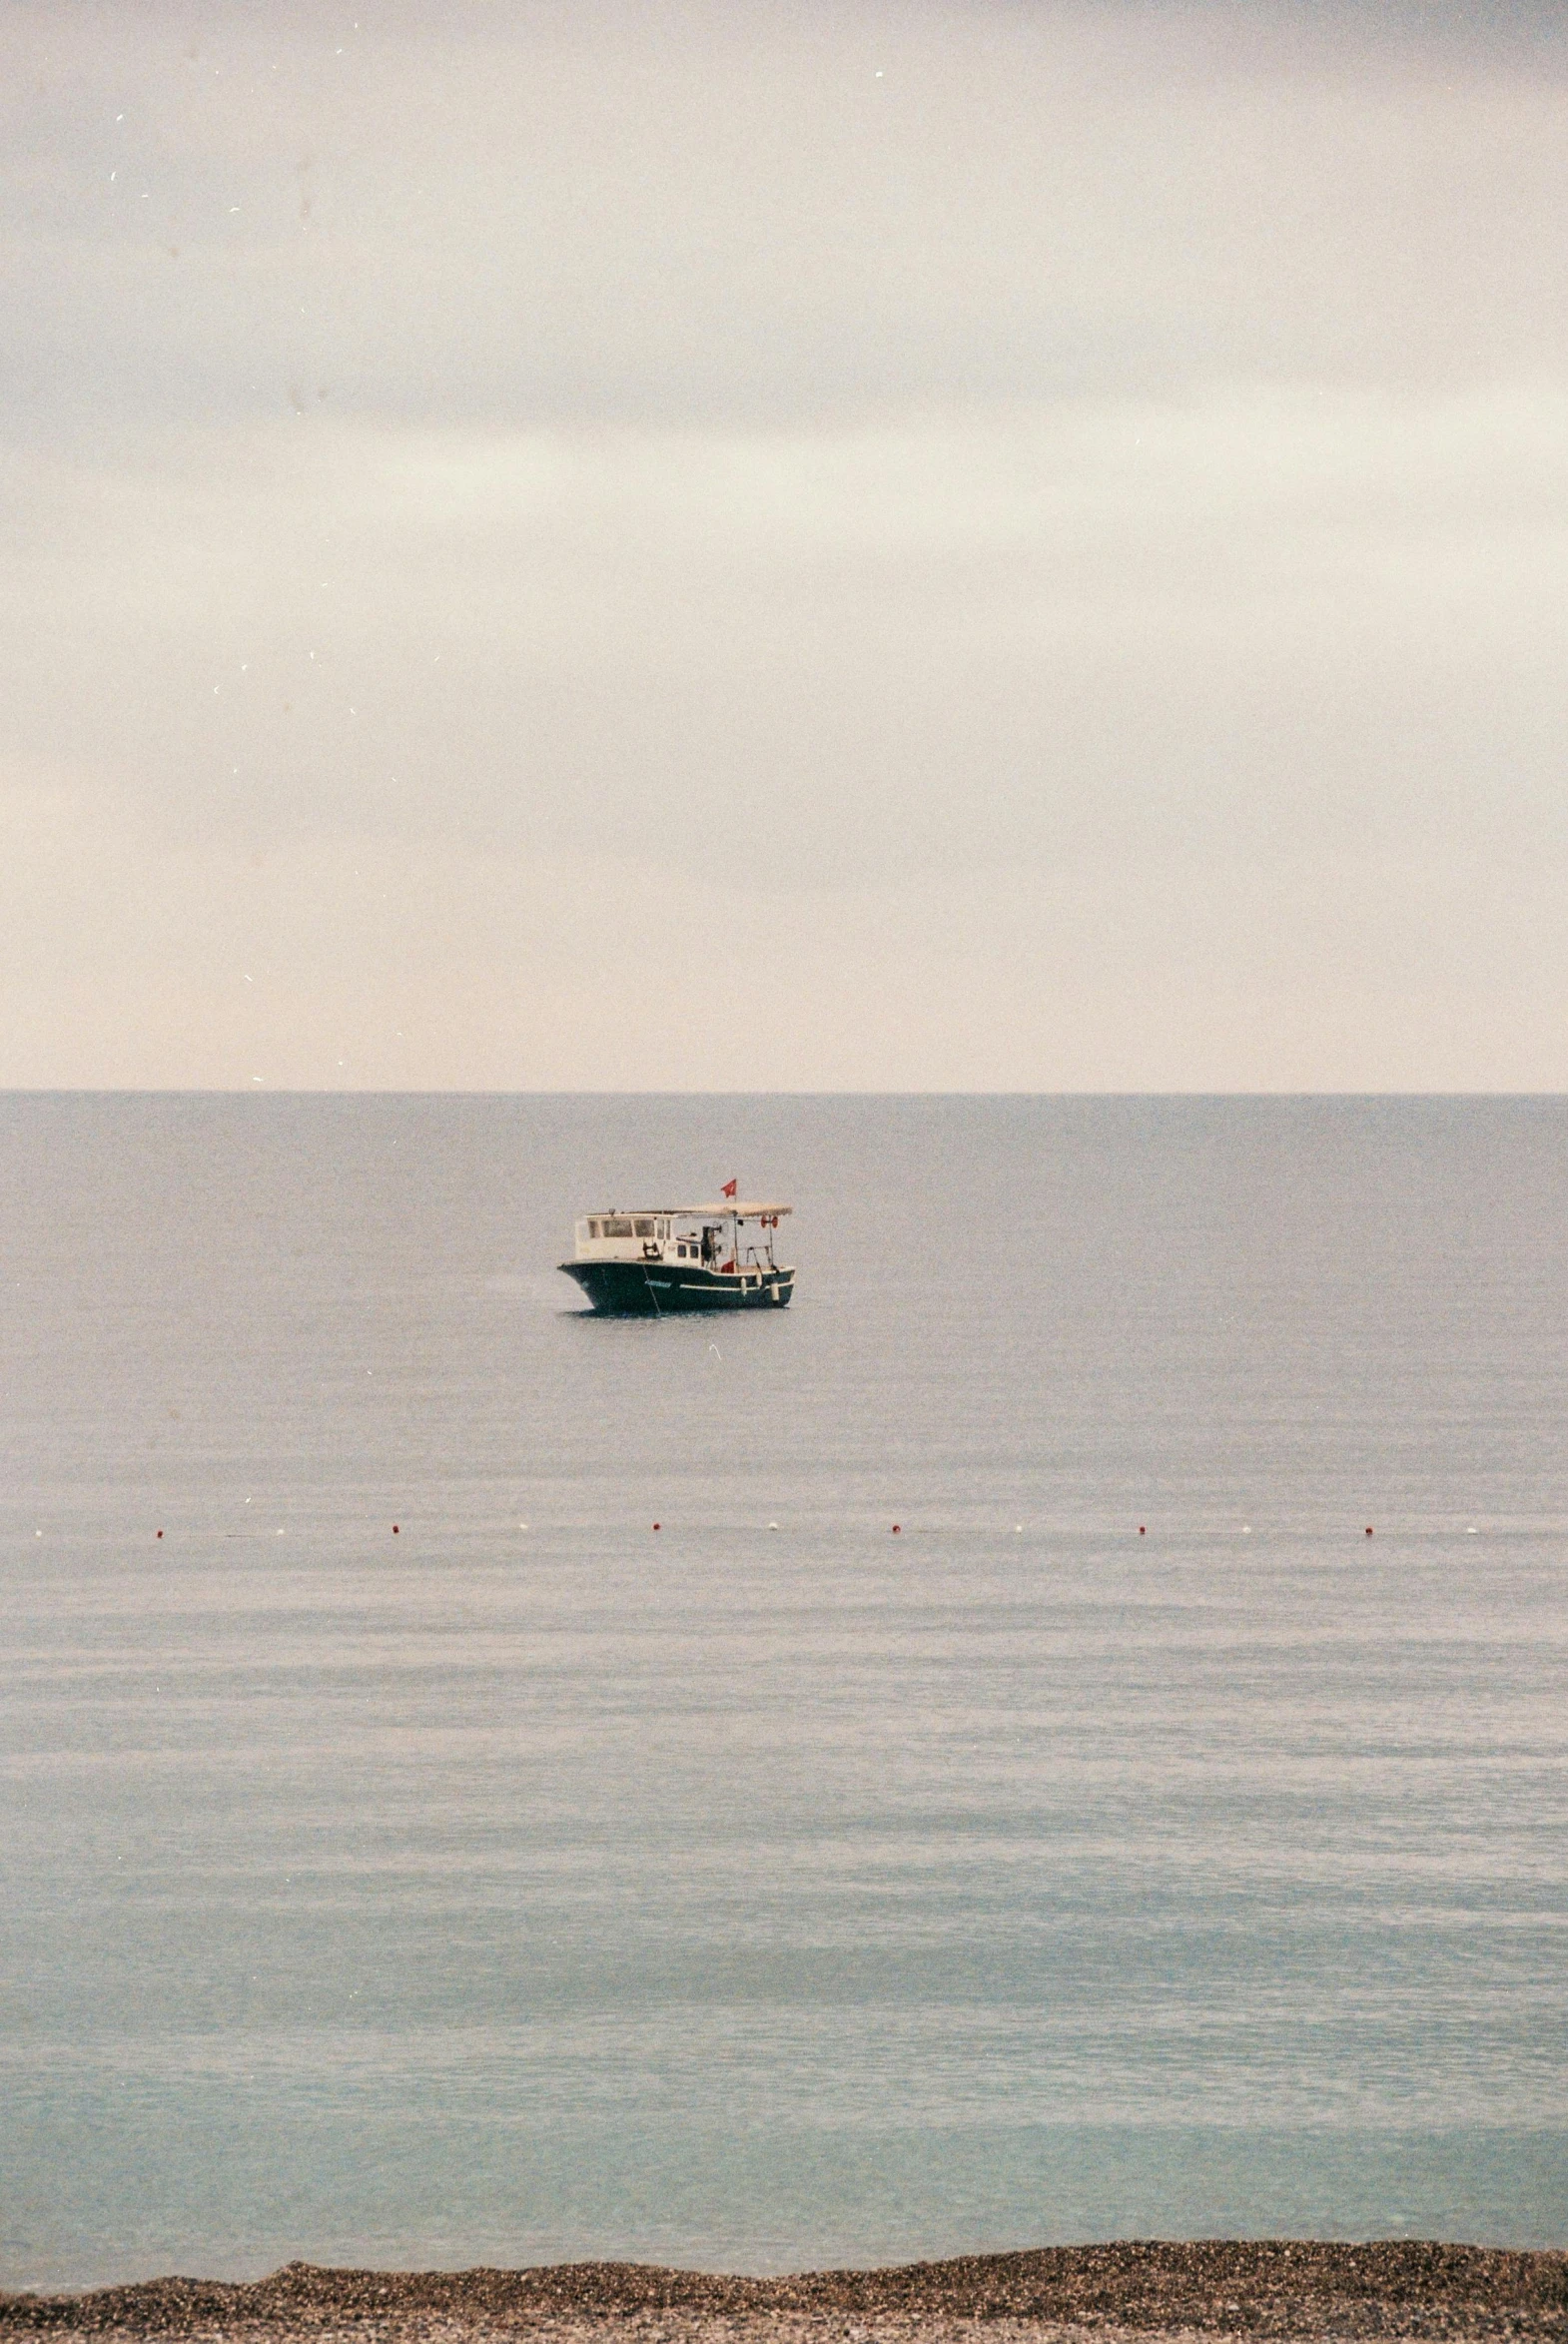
[4,0,1566,1089]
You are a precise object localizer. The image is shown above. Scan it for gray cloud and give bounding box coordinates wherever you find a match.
[3,1,1567,1086]
[10,1,1568,428]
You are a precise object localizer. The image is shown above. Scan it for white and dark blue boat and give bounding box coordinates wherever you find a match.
[560,1200,794,1315]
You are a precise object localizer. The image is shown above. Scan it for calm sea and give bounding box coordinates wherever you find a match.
[2,1095,1566,2287]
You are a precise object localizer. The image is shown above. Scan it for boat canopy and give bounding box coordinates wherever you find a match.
[588,1202,791,1219]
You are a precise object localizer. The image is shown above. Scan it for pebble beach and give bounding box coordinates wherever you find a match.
[4,2246,1565,2344]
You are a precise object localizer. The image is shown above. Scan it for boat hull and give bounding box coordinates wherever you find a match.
[560,1259,794,1315]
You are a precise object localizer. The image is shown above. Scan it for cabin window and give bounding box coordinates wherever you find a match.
[586,1219,602,1238]
[633,1217,655,1237]
[605,1216,633,1237]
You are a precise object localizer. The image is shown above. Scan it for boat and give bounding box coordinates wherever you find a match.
[560,1198,794,1315]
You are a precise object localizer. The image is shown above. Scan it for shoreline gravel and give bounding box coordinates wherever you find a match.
[3,2244,1566,2344]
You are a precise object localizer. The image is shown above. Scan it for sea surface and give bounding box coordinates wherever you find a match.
[2,1095,1566,2287]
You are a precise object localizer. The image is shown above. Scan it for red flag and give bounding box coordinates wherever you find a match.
[721,1177,738,1197]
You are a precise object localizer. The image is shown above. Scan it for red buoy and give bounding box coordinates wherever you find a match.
[392,1523,399,1534]
[653,1521,661,1530]
[892,1523,901,1533]
[1139,1525,1146,1535]
[156,1529,163,1539]
[1365,1525,1373,1536]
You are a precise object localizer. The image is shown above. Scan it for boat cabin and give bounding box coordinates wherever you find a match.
[573,1203,791,1275]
